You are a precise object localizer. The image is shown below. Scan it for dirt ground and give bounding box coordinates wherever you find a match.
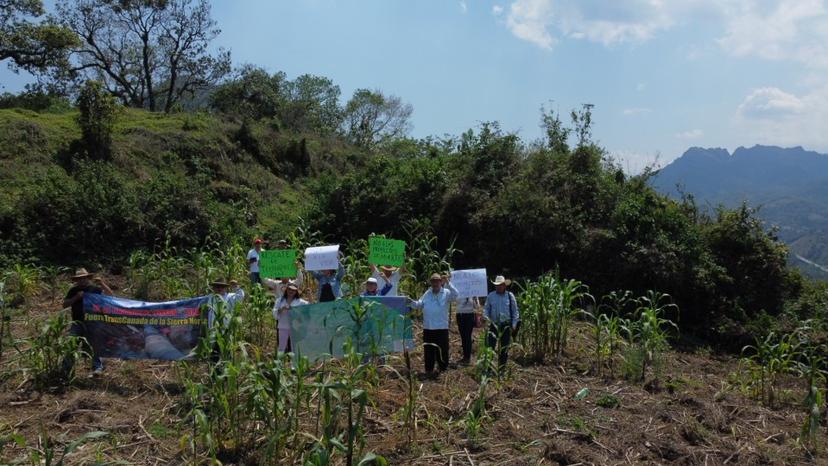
[1,276,826,465]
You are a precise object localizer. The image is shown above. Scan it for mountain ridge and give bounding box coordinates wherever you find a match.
[652,145,828,279]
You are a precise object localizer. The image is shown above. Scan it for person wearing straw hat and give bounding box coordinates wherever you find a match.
[361,277,380,297]
[247,238,265,285]
[264,259,305,300]
[411,272,459,376]
[370,264,405,296]
[61,268,113,376]
[484,275,520,369]
[207,279,246,330]
[273,281,307,352]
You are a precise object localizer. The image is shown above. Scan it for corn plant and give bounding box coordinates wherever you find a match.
[620,292,679,383]
[23,428,109,466]
[342,238,370,298]
[2,264,43,307]
[0,281,9,362]
[463,374,491,447]
[740,331,801,407]
[401,220,459,297]
[240,285,275,348]
[518,274,593,362]
[24,312,85,390]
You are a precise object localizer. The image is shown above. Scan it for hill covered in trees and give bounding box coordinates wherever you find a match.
[651,145,828,280]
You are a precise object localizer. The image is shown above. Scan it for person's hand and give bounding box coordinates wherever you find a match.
[93,277,104,285]
[76,291,84,299]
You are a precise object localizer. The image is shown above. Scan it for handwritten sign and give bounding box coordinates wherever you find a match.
[304,245,340,271]
[451,268,488,298]
[259,249,297,279]
[368,237,406,267]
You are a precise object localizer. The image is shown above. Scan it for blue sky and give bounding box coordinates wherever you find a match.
[3,0,828,172]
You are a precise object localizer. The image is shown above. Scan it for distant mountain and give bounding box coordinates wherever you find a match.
[651,145,828,280]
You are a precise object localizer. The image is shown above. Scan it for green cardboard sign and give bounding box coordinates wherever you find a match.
[259,249,297,279]
[368,237,406,267]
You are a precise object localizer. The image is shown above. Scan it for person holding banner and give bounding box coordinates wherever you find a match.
[61,268,113,376]
[273,281,308,352]
[310,252,346,302]
[370,264,404,296]
[456,296,481,365]
[362,277,380,297]
[484,275,520,369]
[207,279,246,330]
[411,273,458,376]
[247,238,264,285]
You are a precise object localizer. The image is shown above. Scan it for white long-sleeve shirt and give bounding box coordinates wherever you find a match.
[372,269,402,296]
[263,267,304,299]
[207,288,246,329]
[411,283,459,330]
[273,296,309,330]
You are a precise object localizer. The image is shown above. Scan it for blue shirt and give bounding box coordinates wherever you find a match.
[412,283,458,330]
[484,291,519,328]
[311,264,346,301]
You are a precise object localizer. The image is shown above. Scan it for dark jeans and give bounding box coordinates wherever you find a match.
[456,313,476,361]
[423,329,449,372]
[249,272,261,285]
[487,322,512,368]
[62,321,103,373]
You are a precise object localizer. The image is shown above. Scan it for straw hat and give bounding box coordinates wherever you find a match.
[429,273,442,282]
[380,265,398,273]
[492,275,511,286]
[210,279,229,287]
[71,268,93,279]
[285,281,299,292]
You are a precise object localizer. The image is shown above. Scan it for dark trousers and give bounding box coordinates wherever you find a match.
[487,322,512,368]
[423,329,449,372]
[62,321,103,373]
[249,272,261,285]
[456,313,476,361]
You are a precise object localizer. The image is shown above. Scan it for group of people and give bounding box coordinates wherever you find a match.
[61,237,520,378]
[246,238,521,377]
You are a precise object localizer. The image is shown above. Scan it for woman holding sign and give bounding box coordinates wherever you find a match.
[273,281,308,352]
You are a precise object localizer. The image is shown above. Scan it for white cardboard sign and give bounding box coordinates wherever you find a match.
[304,245,340,271]
[451,268,488,298]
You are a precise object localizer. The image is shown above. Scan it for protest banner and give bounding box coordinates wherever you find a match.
[259,249,297,278]
[368,237,406,267]
[451,268,489,298]
[304,245,340,271]
[83,293,208,360]
[290,296,412,362]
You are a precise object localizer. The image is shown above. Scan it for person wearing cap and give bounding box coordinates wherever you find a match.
[362,277,380,297]
[207,279,246,330]
[456,295,481,365]
[410,272,459,376]
[247,238,265,285]
[370,264,404,296]
[273,281,308,352]
[62,268,113,376]
[310,253,346,302]
[484,275,520,369]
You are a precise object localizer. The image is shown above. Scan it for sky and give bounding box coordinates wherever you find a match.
[3,0,828,172]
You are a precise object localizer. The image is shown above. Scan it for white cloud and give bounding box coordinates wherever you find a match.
[622,107,651,115]
[460,1,468,13]
[717,0,828,68]
[738,87,805,118]
[506,0,556,49]
[735,85,828,150]
[675,129,704,140]
[493,4,504,16]
[609,149,664,174]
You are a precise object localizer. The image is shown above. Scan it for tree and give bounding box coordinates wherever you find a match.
[209,65,288,121]
[56,0,230,112]
[281,74,343,134]
[76,80,117,161]
[343,89,413,148]
[0,0,78,74]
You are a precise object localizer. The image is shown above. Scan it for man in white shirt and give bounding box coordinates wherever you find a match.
[247,238,264,285]
[370,264,404,296]
[411,273,458,376]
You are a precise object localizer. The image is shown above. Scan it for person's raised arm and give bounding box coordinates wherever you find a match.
[94,277,113,296]
[510,292,520,329]
[295,261,305,288]
[336,262,346,281]
[445,280,459,301]
[370,263,378,275]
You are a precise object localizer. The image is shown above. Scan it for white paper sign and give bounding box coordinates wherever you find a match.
[451,268,488,298]
[304,245,340,271]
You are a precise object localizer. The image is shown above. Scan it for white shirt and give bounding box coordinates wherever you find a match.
[207,288,246,329]
[247,248,262,273]
[263,267,304,297]
[273,296,309,330]
[372,269,402,296]
[412,283,458,330]
[456,297,479,314]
